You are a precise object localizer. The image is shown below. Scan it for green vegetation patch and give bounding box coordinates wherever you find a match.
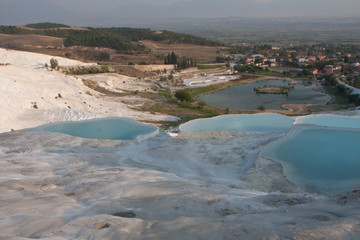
[175,90,194,103]
[158,89,175,102]
[63,66,111,75]
[164,52,196,70]
[254,85,294,96]
[0,24,223,54]
[197,64,224,70]
[323,75,360,106]
[188,85,220,98]
[0,25,31,34]
[25,22,70,29]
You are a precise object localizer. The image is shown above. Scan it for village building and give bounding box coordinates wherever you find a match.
[325,65,334,75]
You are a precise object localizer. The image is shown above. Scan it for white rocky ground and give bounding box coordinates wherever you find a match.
[0,48,176,133]
[79,73,154,93]
[183,76,238,87]
[1,130,360,239]
[1,48,360,239]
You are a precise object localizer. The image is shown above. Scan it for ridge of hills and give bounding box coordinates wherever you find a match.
[0,23,223,53]
[0,23,226,65]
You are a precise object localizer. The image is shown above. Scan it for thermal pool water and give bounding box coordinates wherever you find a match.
[262,125,360,194]
[32,114,360,194]
[2,112,360,239]
[181,113,360,195]
[179,113,294,132]
[33,117,158,140]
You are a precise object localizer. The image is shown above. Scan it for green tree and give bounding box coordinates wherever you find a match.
[257,105,266,111]
[198,101,206,109]
[353,76,360,88]
[96,51,110,61]
[324,75,337,86]
[50,58,58,69]
[25,22,70,29]
[302,69,311,76]
[254,58,262,64]
[165,52,178,64]
[216,56,225,63]
[346,76,352,81]
[175,90,194,103]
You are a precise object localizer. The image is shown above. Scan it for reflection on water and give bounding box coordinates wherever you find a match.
[198,79,331,110]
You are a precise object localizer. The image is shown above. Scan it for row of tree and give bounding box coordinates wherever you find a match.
[216,56,232,63]
[63,31,145,52]
[164,52,196,70]
[25,22,70,29]
[233,64,263,73]
[164,52,178,64]
[0,25,29,34]
[92,28,223,46]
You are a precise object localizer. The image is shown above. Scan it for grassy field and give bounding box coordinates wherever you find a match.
[268,66,299,72]
[196,64,224,70]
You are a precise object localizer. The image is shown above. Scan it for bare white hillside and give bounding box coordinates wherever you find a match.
[0,48,176,133]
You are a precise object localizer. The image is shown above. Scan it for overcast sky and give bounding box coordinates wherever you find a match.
[51,0,360,13]
[1,0,359,26]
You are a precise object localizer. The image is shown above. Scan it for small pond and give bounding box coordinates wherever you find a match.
[33,118,158,140]
[198,79,331,110]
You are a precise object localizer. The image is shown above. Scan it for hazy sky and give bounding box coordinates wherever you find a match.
[52,0,360,12]
[1,0,359,26]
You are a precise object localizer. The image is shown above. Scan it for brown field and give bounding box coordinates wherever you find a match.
[256,87,284,94]
[110,53,162,65]
[0,34,225,68]
[0,34,92,62]
[140,40,225,63]
[109,65,157,78]
[0,34,63,48]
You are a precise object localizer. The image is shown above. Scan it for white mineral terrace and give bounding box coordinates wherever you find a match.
[1,48,360,239]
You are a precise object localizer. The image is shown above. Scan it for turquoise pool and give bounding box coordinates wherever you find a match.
[181,113,360,195]
[295,114,360,129]
[262,125,360,195]
[34,118,158,140]
[179,113,294,132]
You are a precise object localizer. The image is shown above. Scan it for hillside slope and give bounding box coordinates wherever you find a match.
[0,48,175,133]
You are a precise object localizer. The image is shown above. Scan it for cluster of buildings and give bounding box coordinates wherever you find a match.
[230,46,360,83]
[243,54,279,67]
